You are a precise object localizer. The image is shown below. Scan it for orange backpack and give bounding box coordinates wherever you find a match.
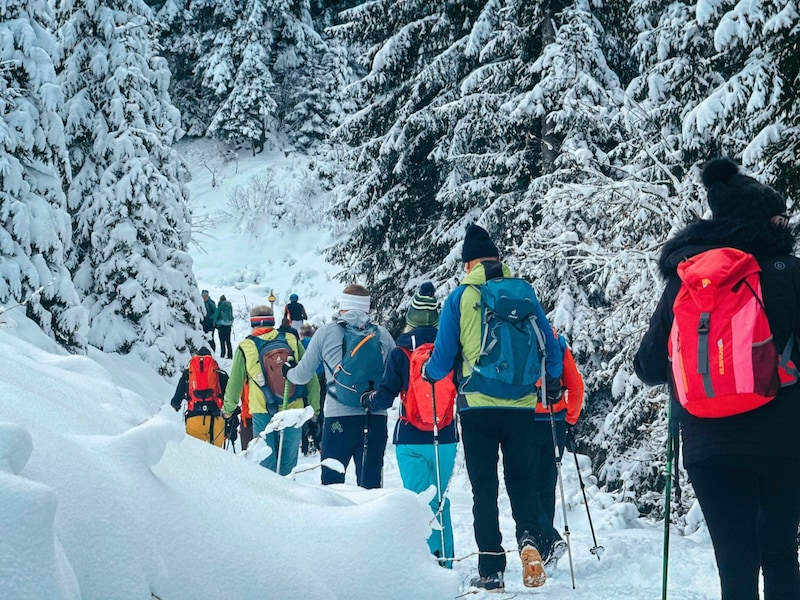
[400,344,456,431]
[187,355,223,411]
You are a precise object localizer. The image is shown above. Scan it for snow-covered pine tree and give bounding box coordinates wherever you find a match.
[329,1,508,329]
[0,0,86,349]
[155,0,216,136]
[272,0,349,150]
[206,0,278,154]
[56,0,203,375]
[683,1,800,200]
[573,0,732,512]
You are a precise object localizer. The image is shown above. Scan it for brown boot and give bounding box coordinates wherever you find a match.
[519,532,546,588]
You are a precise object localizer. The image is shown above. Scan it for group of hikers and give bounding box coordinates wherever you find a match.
[171,157,800,598]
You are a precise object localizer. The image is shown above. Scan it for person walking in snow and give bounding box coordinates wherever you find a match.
[222,306,320,475]
[634,158,800,600]
[362,282,458,567]
[170,347,228,447]
[300,323,324,456]
[422,224,564,592]
[214,295,234,359]
[284,293,308,331]
[283,284,395,488]
[533,330,584,572]
[201,290,217,352]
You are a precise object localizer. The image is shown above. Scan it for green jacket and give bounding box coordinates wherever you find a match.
[223,328,320,416]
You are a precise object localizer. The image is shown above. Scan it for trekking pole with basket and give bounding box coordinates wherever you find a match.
[547,397,576,589]
[430,380,447,566]
[275,379,291,475]
[566,428,602,559]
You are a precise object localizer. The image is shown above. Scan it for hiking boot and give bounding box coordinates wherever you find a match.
[469,572,504,593]
[543,538,568,570]
[519,531,546,588]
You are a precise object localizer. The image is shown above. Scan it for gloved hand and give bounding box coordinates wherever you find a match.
[224,409,240,442]
[420,359,436,383]
[360,390,376,411]
[281,356,296,379]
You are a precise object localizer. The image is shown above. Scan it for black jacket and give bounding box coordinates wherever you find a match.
[634,219,800,465]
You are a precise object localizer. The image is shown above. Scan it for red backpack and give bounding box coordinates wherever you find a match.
[669,247,797,418]
[400,343,456,431]
[187,355,223,411]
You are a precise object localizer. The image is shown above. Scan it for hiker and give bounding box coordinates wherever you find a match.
[635,158,800,600]
[362,282,458,567]
[284,293,308,331]
[300,323,324,456]
[283,284,395,488]
[278,317,300,343]
[222,306,320,475]
[214,294,234,359]
[422,224,563,592]
[533,330,584,572]
[201,290,217,352]
[170,347,229,447]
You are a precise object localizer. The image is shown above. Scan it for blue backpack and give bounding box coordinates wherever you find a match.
[248,333,305,414]
[329,322,386,408]
[461,264,548,400]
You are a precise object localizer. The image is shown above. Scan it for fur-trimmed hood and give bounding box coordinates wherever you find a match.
[659,219,796,278]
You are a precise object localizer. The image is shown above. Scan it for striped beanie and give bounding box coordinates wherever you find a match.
[406,282,439,329]
[249,305,275,328]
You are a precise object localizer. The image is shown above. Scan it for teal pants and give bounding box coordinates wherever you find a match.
[252,413,302,476]
[396,443,457,567]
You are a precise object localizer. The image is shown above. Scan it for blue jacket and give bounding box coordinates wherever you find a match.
[370,326,458,445]
[426,262,563,410]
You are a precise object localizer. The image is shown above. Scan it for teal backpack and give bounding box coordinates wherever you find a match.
[329,322,386,408]
[461,262,548,400]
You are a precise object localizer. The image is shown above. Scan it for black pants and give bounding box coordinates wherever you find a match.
[321,413,387,489]
[686,455,800,600]
[532,419,567,552]
[460,409,541,576]
[217,325,232,358]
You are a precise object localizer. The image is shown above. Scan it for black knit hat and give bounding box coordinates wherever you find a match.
[406,282,439,329]
[462,224,500,263]
[702,158,785,221]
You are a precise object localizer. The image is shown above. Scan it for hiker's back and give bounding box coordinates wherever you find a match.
[669,248,798,418]
[457,262,551,403]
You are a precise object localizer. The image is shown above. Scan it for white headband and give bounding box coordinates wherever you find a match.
[340,293,371,313]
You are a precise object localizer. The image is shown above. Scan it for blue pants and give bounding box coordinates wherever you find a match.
[252,413,302,476]
[396,443,457,568]
[321,414,387,488]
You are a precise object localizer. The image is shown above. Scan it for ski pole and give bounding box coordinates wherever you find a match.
[276,378,291,475]
[662,392,675,600]
[430,380,447,566]
[566,429,602,559]
[548,400,576,589]
[359,381,374,488]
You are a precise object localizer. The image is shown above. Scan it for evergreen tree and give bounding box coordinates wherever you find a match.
[273,0,350,149]
[57,0,203,375]
[205,0,279,154]
[329,0,497,329]
[0,0,86,349]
